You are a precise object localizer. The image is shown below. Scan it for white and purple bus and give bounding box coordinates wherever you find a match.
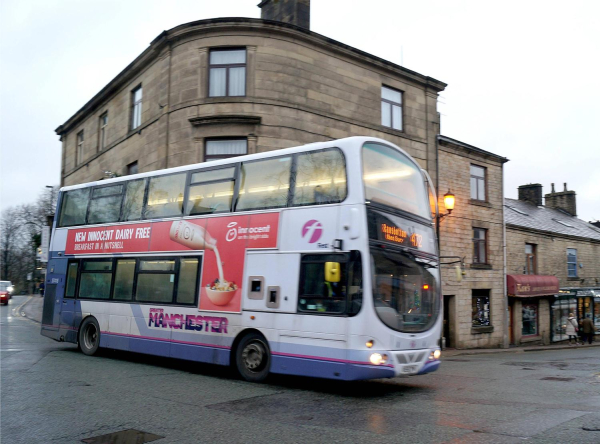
[41,137,442,382]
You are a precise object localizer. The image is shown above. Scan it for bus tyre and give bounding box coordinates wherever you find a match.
[78,317,100,356]
[235,332,270,382]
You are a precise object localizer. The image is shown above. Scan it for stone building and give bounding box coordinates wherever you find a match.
[56,0,445,190]
[505,183,600,345]
[437,136,508,349]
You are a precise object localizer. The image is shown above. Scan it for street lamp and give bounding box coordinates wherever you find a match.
[438,190,455,222]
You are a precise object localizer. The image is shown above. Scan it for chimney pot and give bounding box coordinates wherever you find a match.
[518,183,543,206]
[545,182,577,216]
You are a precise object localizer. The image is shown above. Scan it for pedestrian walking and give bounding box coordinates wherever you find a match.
[581,315,595,344]
[565,313,580,345]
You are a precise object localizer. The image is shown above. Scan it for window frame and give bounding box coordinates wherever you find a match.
[185,163,239,216]
[234,153,294,212]
[567,248,578,278]
[130,85,143,130]
[77,258,114,300]
[472,227,488,264]
[127,161,138,176]
[86,183,125,225]
[67,256,201,306]
[204,137,248,162]
[290,147,348,207]
[525,243,537,275]
[470,164,487,202]
[76,130,84,166]
[381,85,403,131]
[98,112,108,151]
[143,170,187,220]
[208,48,247,98]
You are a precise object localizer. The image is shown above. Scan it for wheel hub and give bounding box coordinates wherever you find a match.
[242,342,265,371]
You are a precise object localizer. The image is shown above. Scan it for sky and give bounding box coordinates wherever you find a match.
[1,0,599,222]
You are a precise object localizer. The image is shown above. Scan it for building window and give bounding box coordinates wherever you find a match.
[567,248,577,277]
[208,49,246,97]
[98,112,108,151]
[205,139,247,161]
[525,243,536,274]
[131,85,142,130]
[76,130,84,165]
[473,228,488,264]
[470,165,486,201]
[522,302,538,336]
[127,161,138,175]
[381,86,402,130]
[472,289,490,326]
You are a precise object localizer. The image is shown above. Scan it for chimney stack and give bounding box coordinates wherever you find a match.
[545,182,577,216]
[258,0,310,29]
[518,183,543,206]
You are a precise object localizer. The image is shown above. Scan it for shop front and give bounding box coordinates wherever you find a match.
[554,288,600,342]
[507,275,559,345]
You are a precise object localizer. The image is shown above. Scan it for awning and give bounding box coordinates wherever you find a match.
[507,275,559,297]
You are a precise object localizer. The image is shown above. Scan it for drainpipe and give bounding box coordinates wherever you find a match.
[502,163,509,348]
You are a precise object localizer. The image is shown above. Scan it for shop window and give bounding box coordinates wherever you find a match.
[472,289,490,326]
[522,302,538,336]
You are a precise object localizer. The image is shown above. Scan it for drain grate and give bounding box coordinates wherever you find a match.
[82,429,163,444]
[540,377,575,382]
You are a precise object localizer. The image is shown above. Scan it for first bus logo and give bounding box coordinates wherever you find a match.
[301,220,323,243]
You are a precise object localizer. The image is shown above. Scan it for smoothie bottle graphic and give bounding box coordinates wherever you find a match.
[169,220,237,306]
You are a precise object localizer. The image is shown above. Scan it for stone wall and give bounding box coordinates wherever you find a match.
[59,20,445,187]
[438,139,507,349]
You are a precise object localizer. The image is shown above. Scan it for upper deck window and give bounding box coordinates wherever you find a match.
[145,173,186,219]
[362,143,430,220]
[59,188,90,227]
[292,149,347,206]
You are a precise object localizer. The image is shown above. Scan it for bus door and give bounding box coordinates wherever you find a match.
[58,260,79,342]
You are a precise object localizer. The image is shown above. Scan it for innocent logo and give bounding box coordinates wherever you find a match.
[302,220,323,243]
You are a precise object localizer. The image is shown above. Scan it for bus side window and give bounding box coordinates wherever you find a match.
[292,149,347,206]
[236,156,292,211]
[65,262,79,298]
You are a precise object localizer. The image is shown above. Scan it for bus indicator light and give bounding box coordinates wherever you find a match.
[423,284,429,290]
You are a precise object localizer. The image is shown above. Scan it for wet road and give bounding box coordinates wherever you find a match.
[2,296,599,443]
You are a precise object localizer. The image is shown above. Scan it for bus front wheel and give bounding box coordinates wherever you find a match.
[78,317,100,356]
[235,332,270,382]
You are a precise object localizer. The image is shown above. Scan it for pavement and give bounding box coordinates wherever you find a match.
[17,294,600,357]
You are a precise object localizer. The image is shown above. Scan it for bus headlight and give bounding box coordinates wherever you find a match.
[369,353,388,365]
[429,350,441,360]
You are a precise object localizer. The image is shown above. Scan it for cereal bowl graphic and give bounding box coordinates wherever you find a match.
[205,279,238,306]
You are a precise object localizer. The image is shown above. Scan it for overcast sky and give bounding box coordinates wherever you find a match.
[1,0,598,221]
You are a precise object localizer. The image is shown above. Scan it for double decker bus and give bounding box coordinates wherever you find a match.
[41,137,442,382]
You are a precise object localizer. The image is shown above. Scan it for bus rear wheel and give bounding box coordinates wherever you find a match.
[235,332,270,382]
[78,317,100,356]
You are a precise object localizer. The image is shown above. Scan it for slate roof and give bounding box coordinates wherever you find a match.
[504,198,600,241]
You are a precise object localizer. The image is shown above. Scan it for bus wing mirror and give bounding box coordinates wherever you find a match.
[325,262,341,283]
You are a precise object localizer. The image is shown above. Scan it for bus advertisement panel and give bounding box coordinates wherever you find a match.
[65,213,279,313]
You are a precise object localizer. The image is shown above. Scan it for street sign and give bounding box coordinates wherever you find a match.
[41,226,50,262]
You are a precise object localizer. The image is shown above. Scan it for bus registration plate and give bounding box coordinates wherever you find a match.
[401,365,418,374]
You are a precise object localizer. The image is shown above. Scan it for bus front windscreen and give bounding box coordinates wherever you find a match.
[362,142,430,220]
[371,247,440,333]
